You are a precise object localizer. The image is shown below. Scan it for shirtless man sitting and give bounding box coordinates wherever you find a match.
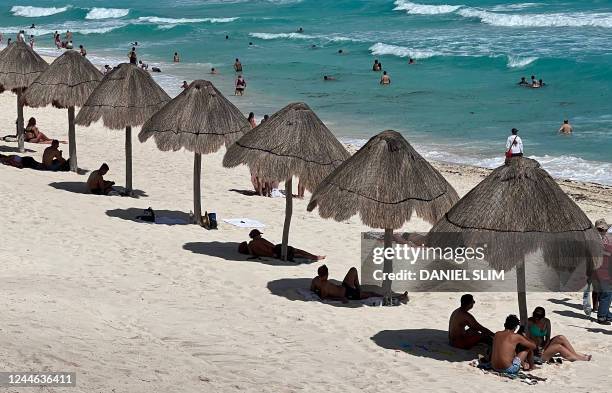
[448,294,494,349]
[311,265,408,303]
[491,315,536,374]
[86,163,115,195]
[238,229,325,261]
[42,140,67,171]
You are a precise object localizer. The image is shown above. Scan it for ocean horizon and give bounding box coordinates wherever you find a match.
[2,0,611,184]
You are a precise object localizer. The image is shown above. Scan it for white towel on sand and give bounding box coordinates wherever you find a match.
[296,288,383,306]
[223,218,265,228]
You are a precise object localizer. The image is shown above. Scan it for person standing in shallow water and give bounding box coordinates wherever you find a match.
[380,71,391,85]
[559,119,573,134]
[506,128,523,157]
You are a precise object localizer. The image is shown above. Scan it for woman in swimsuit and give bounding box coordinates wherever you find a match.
[24,117,52,144]
[235,76,246,96]
[527,307,591,361]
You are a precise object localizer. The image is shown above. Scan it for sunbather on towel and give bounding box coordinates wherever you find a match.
[311,265,408,303]
[491,315,536,374]
[86,163,115,195]
[238,229,325,261]
[449,294,494,349]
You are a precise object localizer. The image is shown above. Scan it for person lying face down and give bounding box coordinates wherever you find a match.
[310,265,408,303]
[237,229,325,261]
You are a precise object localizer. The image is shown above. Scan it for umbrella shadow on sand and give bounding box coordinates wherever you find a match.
[49,182,147,198]
[267,278,385,308]
[371,329,481,362]
[106,208,188,224]
[183,241,304,266]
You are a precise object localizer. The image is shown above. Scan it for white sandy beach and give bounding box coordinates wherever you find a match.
[1,71,611,393]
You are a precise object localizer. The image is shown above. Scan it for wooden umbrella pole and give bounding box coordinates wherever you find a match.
[125,126,133,195]
[516,258,528,325]
[17,90,24,153]
[193,152,203,226]
[67,106,77,172]
[281,177,293,261]
[382,228,394,305]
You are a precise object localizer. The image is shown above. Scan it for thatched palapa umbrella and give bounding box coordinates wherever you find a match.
[223,102,350,260]
[0,41,48,152]
[427,157,600,323]
[75,63,170,194]
[307,130,459,302]
[139,80,250,225]
[22,50,103,172]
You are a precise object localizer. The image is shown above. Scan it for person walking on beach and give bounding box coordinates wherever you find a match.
[29,35,34,49]
[65,30,72,43]
[593,219,612,325]
[506,128,523,157]
[380,71,391,85]
[235,75,246,96]
[234,58,243,73]
[559,120,573,134]
[128,47,137,65]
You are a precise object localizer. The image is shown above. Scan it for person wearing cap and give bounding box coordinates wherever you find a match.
[506,128,523,157]
[593,218,612,324]
[237,229,325,261]
[448,294,494,349]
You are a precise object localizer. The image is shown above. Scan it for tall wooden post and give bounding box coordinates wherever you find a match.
[281,178,293,261]
[193,153,203,225]
[67,106,77,172]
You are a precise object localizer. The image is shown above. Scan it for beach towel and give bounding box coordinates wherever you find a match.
[223,218,265,228]
[473,358,547,385]
[296,288,384,306]
[2,136,18,142]
[155,216,189,225]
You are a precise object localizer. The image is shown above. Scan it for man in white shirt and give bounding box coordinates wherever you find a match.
[506,128,523,157]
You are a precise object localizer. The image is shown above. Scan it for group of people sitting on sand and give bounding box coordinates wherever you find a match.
[448,294,591,375]
[518,75,546,88]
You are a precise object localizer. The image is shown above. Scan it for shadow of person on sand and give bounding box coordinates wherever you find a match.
[568,325,612,336]
[0,145,36,153]
[183,242,306,266]
[547,297,583,311]
[371,329,482,362]
[106,208,189,225]
[50,182,147,198]
[267,278,387,308]
[552,309,593,321]
[229,188,258,196]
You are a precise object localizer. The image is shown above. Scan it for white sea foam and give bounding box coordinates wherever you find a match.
[506,55,537,68]
[490,3,539,12]
[85,8,130,20]
[393,1,462,15]
[1,20,129,36]
[369,42,439,59]
[458,8,612,28]
[249,32,316,40]
[137,16,238,24]
[10,5,71,17]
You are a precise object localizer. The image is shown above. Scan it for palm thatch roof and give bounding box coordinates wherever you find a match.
[427,157,601,271]
[307,130,459,229]
[139,80,250,153]
[75,63,170,129]
[22,50,103,109]
[0,41,48,93]
[222,102,350,190]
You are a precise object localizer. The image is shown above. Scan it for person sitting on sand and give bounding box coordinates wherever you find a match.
[238,229,325,261]
[491,315,536,374]
[311,265,408,303]
[86,163,115,195]
[380,71,391,85]
[24,117,52,144]
[559,119,573,134]
[518,76,529,86]
[79,45,87,57]
[372,59,382,71]
[235,75,246,96]
[448,294,494,349]
[42,140,68,171]
[234,58,243,73]
[138,60,149,71]
[526,306,591,362]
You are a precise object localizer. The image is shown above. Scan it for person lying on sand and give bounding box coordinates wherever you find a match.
[311,264,408,303]
[24,117,52,144]
[238,229,325,261]
[86,163,115,195]
[491,315,536,373]
[526,307,591,362]
[42,140,69,171]
[448,294,494,349]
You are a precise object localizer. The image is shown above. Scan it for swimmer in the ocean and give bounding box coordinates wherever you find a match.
[323,75,336,81]
[380,71,391,85]
[210,68,218,74]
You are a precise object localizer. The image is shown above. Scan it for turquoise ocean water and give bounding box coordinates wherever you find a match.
[1,0,611,184]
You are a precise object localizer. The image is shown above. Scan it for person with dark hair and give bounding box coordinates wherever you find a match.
[372,59,382,71]
[173,52,180,63]
[24,117,52,144]
[247,112,257,129]
[260,114,269,124]
[79,45,87,57]
[235,75,246,96]
[181,81,189,89]
[311,265,407,303]
[559,119,573,134]
[491,315,536,373]
[42,140,68,171]
[234,58,242,73]
[86,163,115,195]
[238,229,325,261]
[448,294,494,349]
[128,47,137,65]
[506,128,523,157]
[380,71,391,85]
[518,76,529,86]
[526,307,591,361]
